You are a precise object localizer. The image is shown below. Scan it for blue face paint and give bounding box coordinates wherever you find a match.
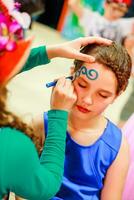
[74,66,99,80]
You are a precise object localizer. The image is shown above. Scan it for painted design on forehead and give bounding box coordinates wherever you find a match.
[74,66,99,80]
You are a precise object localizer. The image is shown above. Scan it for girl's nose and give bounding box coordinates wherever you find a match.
[82,94,93,106]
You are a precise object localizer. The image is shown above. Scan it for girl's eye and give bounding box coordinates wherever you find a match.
[99,94,108,99]
[78,83,86,88]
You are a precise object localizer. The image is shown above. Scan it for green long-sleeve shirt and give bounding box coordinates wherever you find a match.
[21,46,50,72]
[0,46,68,200]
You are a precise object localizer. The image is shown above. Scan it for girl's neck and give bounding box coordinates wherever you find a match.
[68,112,105,132]
[68,113,107,146]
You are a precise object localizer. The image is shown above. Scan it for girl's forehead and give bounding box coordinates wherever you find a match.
[74,63,118,90]
[74,65,99,81]
[78,62,115,74]
[74,62,107,80]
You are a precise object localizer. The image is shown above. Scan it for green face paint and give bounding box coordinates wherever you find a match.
[74,66,99,80]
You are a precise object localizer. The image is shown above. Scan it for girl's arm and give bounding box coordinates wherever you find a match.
[101,136,130,200]
[68,0,84,18]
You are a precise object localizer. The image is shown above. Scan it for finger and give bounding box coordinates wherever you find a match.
[64,80,74,95]
[79,36,112,47]
[71,89,77,102]
[73,51,95,62]
[64,78,72,88]
[56,77,66,87]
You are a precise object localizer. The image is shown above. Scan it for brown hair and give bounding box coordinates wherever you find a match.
[74,42,132,94]
[0,86,42,154]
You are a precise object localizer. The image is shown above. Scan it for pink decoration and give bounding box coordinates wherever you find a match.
[0,0,30,52]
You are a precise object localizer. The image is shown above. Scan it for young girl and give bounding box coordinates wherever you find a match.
[42,42,132,199]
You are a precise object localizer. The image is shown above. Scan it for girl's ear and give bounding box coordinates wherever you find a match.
[70,66,75,75]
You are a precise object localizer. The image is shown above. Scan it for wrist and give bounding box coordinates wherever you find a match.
[48,109,68,119]
[46,45,58,59]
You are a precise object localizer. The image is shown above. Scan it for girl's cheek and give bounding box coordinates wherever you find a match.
[97,101,111,113]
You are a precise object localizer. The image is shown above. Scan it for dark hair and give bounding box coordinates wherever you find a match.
[0,86,42,154]
[74,42,132,94]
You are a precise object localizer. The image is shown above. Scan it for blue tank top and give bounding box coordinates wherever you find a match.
[44,113,122,200]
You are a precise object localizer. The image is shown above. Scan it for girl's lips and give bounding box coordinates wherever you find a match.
[77,105,90,113]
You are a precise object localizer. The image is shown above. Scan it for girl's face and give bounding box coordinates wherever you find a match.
[71,62,118,120]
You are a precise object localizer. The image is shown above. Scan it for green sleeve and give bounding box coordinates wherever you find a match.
[21,46,50,72]
[1,110,68,200]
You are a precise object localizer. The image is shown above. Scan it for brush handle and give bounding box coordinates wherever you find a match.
[46,76,73,88]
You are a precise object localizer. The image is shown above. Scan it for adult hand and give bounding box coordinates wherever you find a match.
[46,36,112,63]
[51,77,77,112]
